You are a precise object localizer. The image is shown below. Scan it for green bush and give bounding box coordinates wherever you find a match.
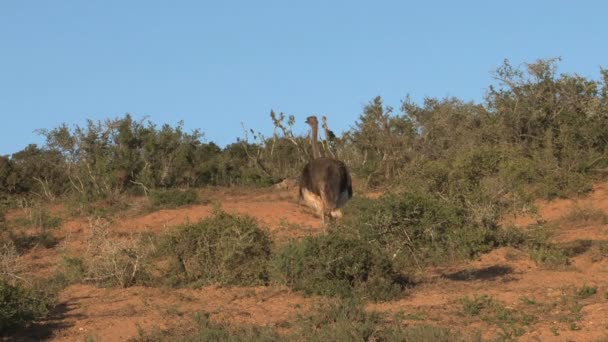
[0,280,49,334]
[161,211,272,286]
[340,192,466,242]
[149,189,200,208]
[338,193,508,269]
[0,59,604,211]
[59,256,87,285]
[273,233,405,301]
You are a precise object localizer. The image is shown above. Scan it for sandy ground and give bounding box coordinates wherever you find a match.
[6,184,608,341]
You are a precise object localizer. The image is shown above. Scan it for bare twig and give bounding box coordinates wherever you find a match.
[33,176,55,200]
[129,180,150,196]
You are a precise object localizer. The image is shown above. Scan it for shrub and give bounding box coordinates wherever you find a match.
[68,218,156,288]
[336,193,517,270]
[0,280,49,334]
[0,240,20,284]
[161,210,272,286]
[59,256,87,285]
[397,325,471,342]
[273,233,405,301]
[149,189,200,209]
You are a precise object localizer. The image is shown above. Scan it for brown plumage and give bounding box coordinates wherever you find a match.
[299,116,353,225]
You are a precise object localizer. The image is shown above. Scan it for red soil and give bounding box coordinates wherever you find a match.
[6,184,608,341]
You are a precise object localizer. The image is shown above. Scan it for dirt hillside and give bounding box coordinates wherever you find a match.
[8,185,608,341]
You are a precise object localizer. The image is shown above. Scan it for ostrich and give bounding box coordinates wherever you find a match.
[299,116,352,225]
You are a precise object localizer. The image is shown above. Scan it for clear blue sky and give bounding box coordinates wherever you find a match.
[1,1,606,155]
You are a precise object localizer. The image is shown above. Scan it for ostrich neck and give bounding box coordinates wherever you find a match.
[311,124,321,159]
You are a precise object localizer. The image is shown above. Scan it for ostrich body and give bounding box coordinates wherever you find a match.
[299,116,352,224]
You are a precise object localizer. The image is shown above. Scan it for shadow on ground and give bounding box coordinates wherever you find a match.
[442,265,514,282]
[8,301,84,341]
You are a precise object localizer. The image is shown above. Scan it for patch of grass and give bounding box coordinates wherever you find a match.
[130,312,280,342]
[293,298,390,341]
[405,313,426,321]
[519,296,537,305]
[9,217,31,228]
[561,205,608,226]
[529,245,570,269]
[165,304,182,317]
[149,189,201,209]
[83,335,102,342]
[294,298,468,342]
[461,294,493,316]
[548,287,586,326]
[395,311,427,321]
[161,210,272,287]
[492,226,529,247]
[28,205,62,230]
[521,313,537,326]
[460,294,536,338]
[556,239,593,257]
[400,325,472,342]
[570,303,583,320]
[9,204,62,230]
[64,193,134,218]
[577,284,597,299]
[493,302,516,324]
[597,241,608,258]
[272,232,406,301]
[5,204,62,251]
